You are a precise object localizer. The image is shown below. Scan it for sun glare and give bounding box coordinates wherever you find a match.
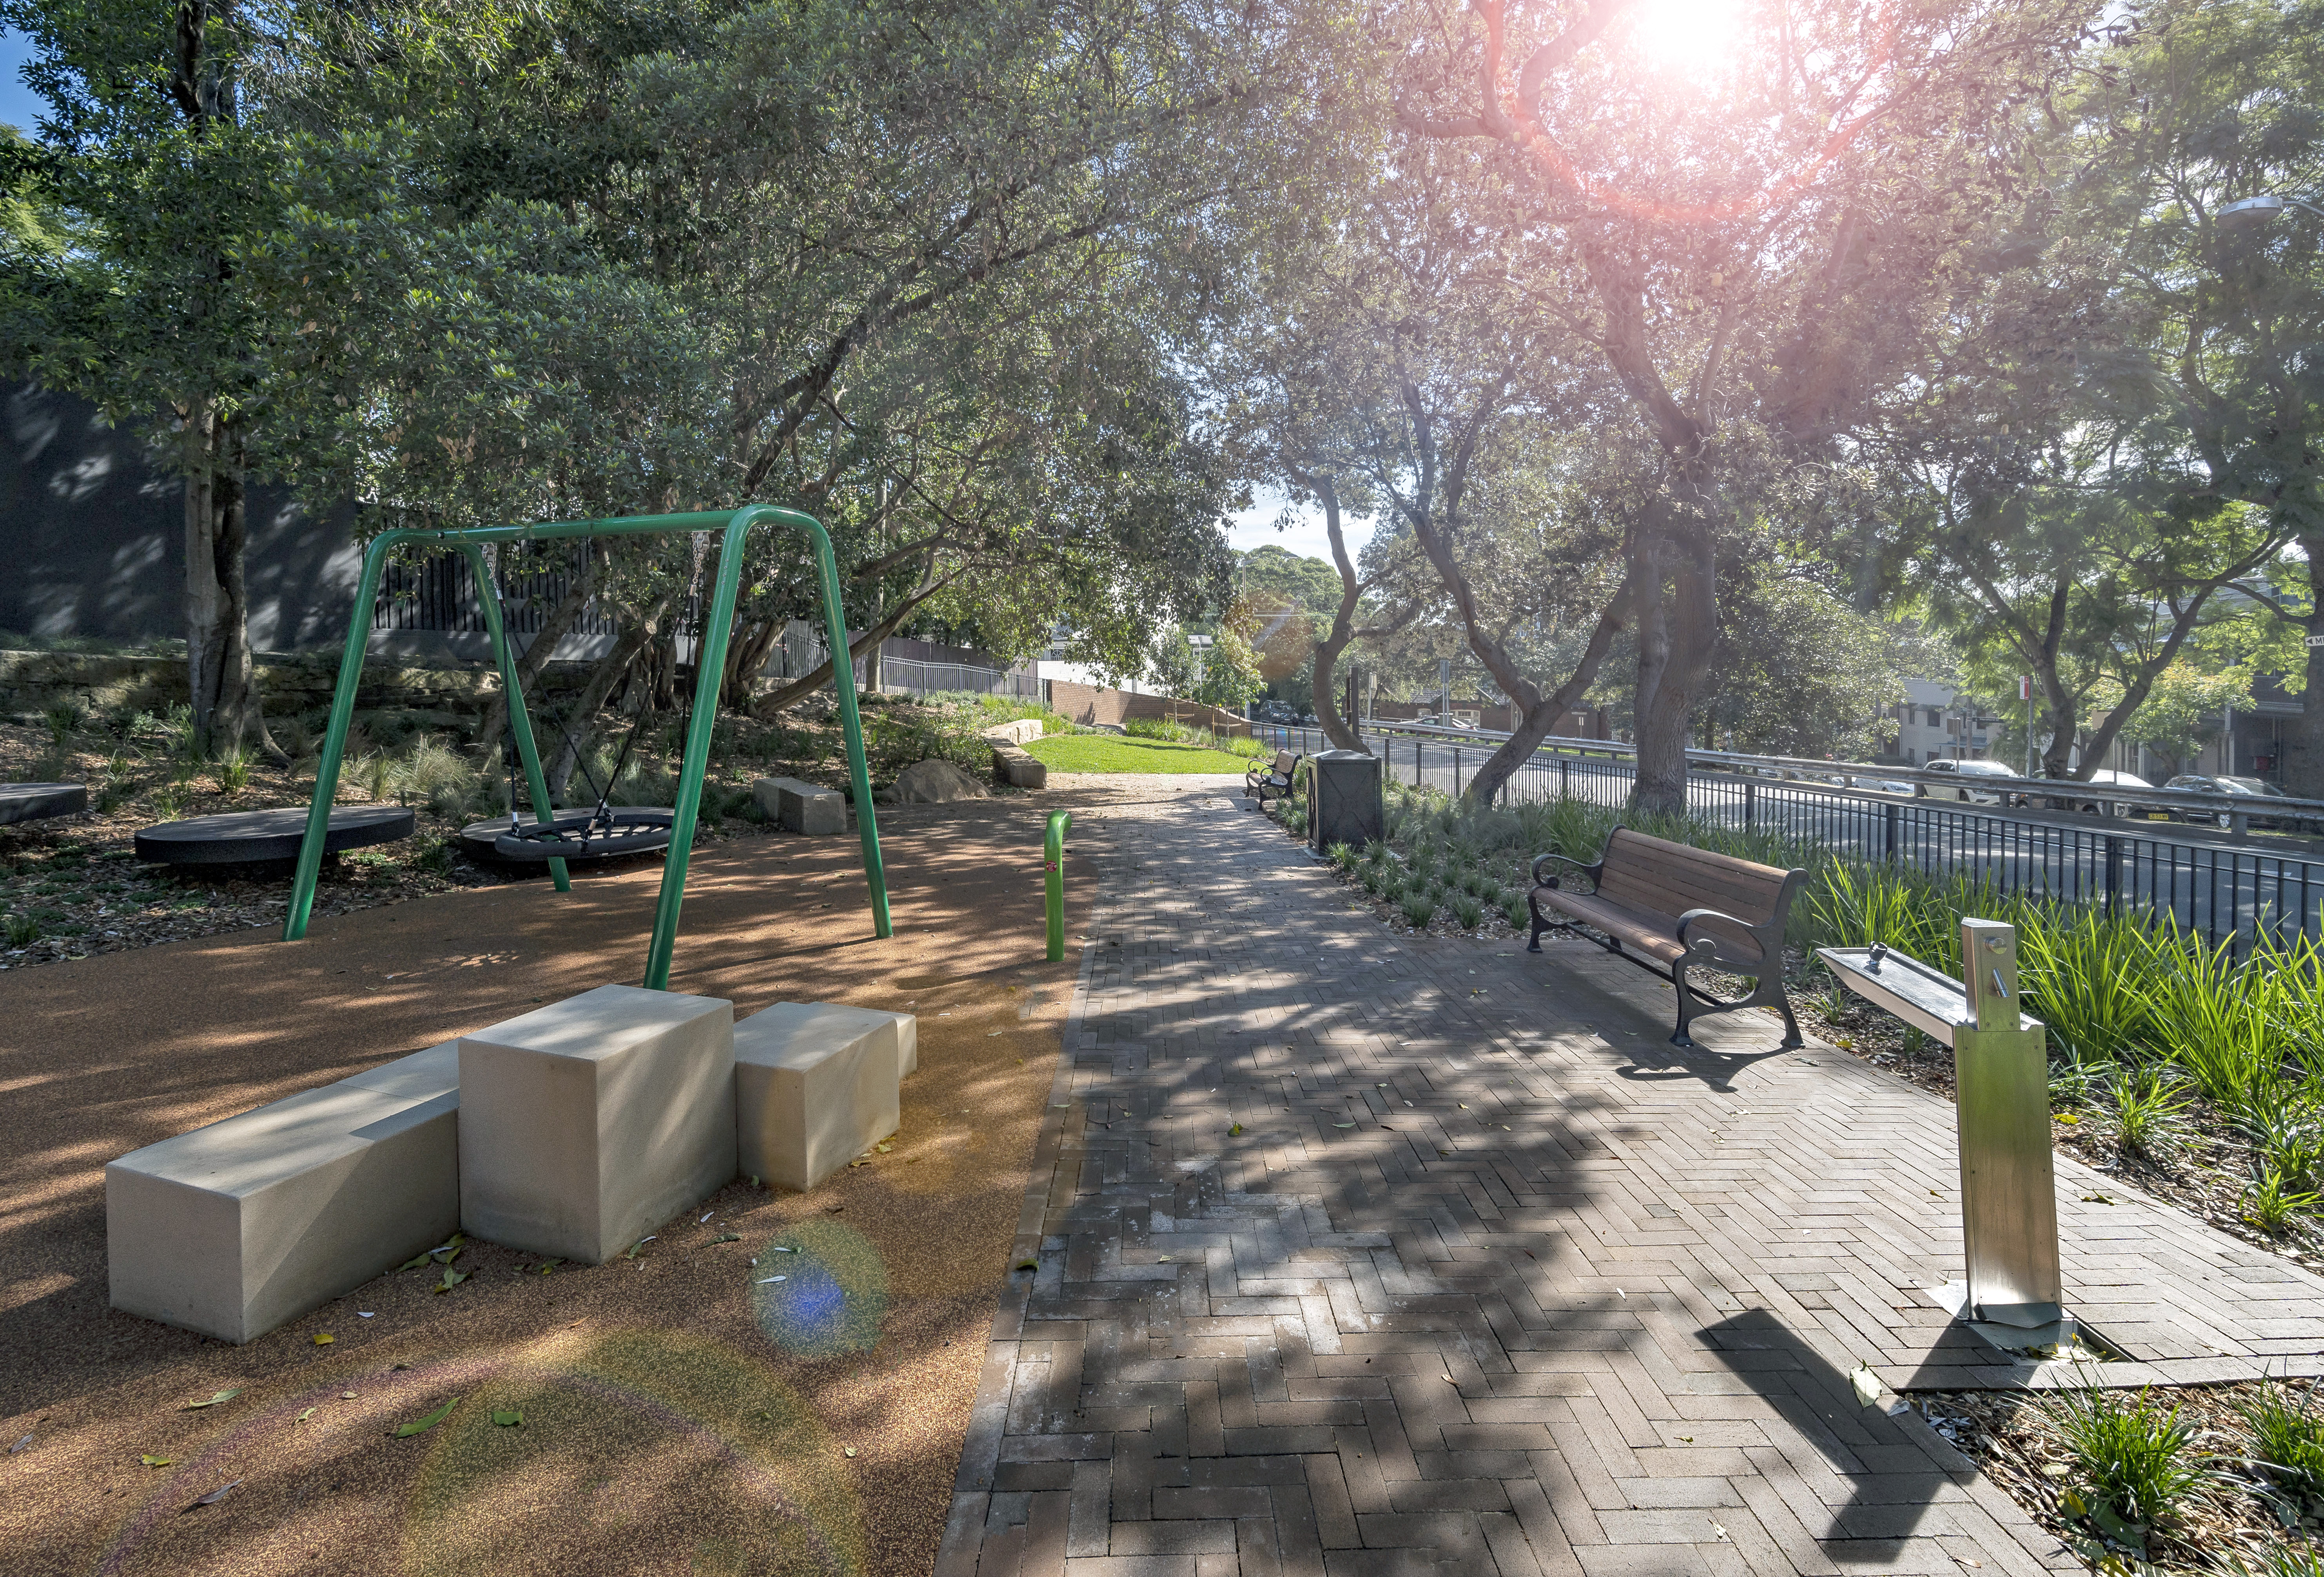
[1619,0,1751,79]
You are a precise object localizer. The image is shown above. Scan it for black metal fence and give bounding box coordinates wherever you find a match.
[1255,721,2324,955]
[372,547,616,638]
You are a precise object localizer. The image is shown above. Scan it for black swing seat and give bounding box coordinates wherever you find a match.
[464,806,675,866]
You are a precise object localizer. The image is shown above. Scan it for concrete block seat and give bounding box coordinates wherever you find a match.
[106,1041,461,1345]
[735,1003,917,1192]
[751,776,847,836]
[457,984,736,1265]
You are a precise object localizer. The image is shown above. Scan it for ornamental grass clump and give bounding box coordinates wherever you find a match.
[2051,1383,2204,1543]
[2238,1380,2324,1518]
[1398,887,1437,928]
[1451,894,1484,930]
[2104,1065,2190,1162]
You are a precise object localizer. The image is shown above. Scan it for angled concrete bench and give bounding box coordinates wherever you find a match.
[735,1002,916,1191]
[106,1041,461,1345]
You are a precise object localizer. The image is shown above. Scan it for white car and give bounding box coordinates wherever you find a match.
[2059,769,2158,817]
[1918,758,2023,805]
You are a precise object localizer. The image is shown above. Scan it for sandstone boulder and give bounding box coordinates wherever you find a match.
[892,759,989,803]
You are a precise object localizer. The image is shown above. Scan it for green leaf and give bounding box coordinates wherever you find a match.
[397,1253,431,1272]
[1849,1364,1880,1408]
[1228,1122,1244,1137]
[491,1409,523,1428]
[296,1408,316,1424]
[706,1233,742,1245]
[141,1453,174,1467]
[182,1388,241,1410]
[394,1397,458,1437]
[434,1266,468,1293]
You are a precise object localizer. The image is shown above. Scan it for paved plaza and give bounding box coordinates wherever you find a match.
[938,785,2324,1577]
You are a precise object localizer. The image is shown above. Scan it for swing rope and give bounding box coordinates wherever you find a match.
[486,549,671,864]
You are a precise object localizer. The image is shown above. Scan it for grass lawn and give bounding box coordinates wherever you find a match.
[1023,733,1253,774]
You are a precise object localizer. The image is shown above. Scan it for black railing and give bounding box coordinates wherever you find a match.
[373,547,615,638]
[1254,721,2324,956]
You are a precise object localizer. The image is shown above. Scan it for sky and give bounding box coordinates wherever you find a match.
[0,30,37,134]
[1224,487,1379,569]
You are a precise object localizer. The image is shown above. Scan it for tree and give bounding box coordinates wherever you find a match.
[1395,0,2092,811]
[1191,606,1266,712]
[2051,0,2324,790]
[1,0,293,753]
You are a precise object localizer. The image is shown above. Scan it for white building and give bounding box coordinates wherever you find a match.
[1890,678,1992,764]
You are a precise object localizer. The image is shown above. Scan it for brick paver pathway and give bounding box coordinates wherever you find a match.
[939,786,2324,1577]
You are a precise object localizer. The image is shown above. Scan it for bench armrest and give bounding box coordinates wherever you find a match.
[1675,906,1772,959]
[1531,851,1601,890]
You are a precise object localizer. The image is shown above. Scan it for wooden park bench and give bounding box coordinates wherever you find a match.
[1245,749,1301,805]
[1527,827,1806,1049]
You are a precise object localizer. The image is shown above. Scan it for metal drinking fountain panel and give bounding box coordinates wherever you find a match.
[1817,920,2070,1352]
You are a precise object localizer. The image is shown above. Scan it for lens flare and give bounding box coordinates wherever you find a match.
[751,1220,890,1358]
[1620,0,1750,78]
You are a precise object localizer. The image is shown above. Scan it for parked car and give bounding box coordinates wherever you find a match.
[2053,769,2160,818]
[2161,774,2308,830]
[1917,758,2024,805]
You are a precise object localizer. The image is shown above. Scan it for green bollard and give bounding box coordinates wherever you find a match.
[1045,810,1072,961]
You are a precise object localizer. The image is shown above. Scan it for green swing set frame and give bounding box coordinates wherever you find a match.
[281,504,893,990]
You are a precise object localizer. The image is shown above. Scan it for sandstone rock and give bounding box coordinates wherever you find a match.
[892,759,989,803]
[979,718,1045,745]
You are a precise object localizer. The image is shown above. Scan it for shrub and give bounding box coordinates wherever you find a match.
[2051,1384,2202,1536]
[389,737,482,820]
[1327,841,1356,871]
[1398,888,1437,928]
[214,745,254,794]
[2239,1381,2324,1516]
[1501,890,1530,930]
[2244,1167,2319,1236]
[2105,1066,2190,1161]
[1451,894,1484,930]
[4,913,40,946]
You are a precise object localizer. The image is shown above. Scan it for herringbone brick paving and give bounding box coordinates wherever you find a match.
[938,785,2324,1577]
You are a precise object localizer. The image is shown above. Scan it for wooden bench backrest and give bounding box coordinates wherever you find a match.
[1596,828,1792,927]
[1274,749,1299,775]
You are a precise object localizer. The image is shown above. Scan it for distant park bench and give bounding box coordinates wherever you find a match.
[1245,749,1301,805]
[1528,827,1805,1049]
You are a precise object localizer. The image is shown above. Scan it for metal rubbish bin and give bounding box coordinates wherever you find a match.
[1308,749,1384,853]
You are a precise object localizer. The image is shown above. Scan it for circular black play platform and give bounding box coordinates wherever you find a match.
[457,807,675,870]
[134,805,416,866]
[0,781,88,827]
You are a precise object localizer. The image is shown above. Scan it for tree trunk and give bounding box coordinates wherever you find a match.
[1297,471,1367,754]
[723,616,786,702]
[1466,583,1632,807]
[183,401,274,759]
[1628,500,1718,819]
[751,573,947,716]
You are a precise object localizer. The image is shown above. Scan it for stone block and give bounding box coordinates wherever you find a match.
[992,745,1048,790]
[734,1002,907,1191]
[106,1040,462,1344]
[979,718,1045,745]
[458,985,735,1263]
[751,776,847,836]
